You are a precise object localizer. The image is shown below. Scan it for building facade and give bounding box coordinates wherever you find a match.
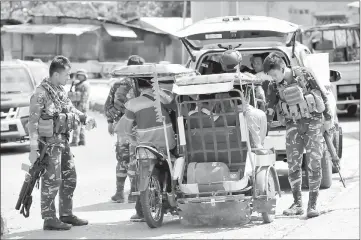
[191,1,354,26]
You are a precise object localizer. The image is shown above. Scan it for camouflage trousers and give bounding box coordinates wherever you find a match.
[72,105,86,143]
[286,116,324,193]
[41,142,76,219]
[115,141,136,178]
[72,125,85,143]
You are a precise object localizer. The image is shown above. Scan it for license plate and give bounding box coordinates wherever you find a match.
[205,34,222,39]
[339,85,357,93]
[1,123,9,131]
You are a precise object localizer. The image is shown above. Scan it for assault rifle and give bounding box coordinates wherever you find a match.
[323,130,346,188]
[15,143,49,218]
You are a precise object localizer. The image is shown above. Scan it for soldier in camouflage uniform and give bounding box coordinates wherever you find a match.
[69,69,91,146]
[28,56,97,230]
[104,55,145,204]
[263,53,334,218]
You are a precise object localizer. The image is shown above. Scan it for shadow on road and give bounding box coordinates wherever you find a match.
[338,113,360,123]
[3,215,269,239]
[332,173,359,184]
[0,145,29,156]
[73,201,135,213]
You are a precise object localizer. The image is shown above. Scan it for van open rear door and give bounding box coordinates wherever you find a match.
[174,15,300,55]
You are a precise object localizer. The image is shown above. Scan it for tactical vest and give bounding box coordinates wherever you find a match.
[38,112,81,137]
[277,69,325,121]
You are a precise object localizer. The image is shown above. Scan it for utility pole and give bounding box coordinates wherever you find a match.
[182,0,187,65]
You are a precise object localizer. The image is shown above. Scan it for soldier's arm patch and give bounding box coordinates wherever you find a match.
[37,92,45,104]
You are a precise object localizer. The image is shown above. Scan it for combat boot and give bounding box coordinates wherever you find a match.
[111,177,125,203]
[283,190,304,216]
[128,194,137,203]
[43,217,72,231]
[307,191,320,218]
[78,140,86,146]
[128,180,137,203]
[130,213,145,222]
[60,215,88,226]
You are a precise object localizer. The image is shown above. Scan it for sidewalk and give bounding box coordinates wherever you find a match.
[283,175,360,239]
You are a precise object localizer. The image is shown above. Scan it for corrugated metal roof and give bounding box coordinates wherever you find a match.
[46,24,100,36]
[348,1,360,8]
[1,24,56,34]
[103,23,137,38]
[140,17,193,35]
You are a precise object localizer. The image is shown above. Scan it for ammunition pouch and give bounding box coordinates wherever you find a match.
[68,91,82,103]
[282,84,305,106]
[278,90,326,120]
[54,113,80,134]
[38,118,54,137]
[310,89,326,113]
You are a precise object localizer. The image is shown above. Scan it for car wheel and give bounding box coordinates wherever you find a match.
[332,127,343,173]
[320,150,333,189]
[347,105,358,117]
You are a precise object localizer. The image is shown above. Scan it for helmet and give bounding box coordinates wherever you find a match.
[75,69,88,79]
[220,50,242,72]
[127,55,145,66]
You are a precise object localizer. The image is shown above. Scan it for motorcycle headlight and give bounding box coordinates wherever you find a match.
[136,148,158,160]
[17,106,30,118]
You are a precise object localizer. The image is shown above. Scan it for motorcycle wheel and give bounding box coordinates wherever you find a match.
[140,168,164,228]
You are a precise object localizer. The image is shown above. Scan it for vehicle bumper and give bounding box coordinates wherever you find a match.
[177,195,252,226]
[336,84,360,106]
[1,118,29,144]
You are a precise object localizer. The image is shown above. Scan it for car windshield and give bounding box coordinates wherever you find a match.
[27,64,48,86]
[1,67,33,94]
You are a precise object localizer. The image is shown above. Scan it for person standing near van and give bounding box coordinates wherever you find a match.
[104,55,145,204]
[263,52,334,218]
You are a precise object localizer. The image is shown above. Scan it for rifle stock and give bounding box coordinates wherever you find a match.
[15,144,48,218]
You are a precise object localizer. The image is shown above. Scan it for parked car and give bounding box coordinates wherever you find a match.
[302,23,360,116]
[1,59,48,148]
[175,15,343,189]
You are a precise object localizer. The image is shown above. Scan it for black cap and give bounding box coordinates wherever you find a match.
[127,55,145,66]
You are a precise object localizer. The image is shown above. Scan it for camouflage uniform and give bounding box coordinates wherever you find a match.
[28,78,88,228]
[266,66,333,216]
[104,77,139,203]
[69,72,91,146]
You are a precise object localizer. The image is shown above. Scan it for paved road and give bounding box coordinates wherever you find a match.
[1,112,359,239]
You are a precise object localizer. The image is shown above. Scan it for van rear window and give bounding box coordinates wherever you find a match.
[1,67,33,93]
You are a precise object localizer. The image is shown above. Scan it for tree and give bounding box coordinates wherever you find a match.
[1,1,191,22]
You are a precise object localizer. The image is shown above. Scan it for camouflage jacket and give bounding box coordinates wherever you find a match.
[104,77,139,124]
[266,66,333,122]
[28,78,86,150]
[70,80,91,112]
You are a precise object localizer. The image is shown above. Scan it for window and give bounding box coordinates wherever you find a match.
[33,34,57,56]
[27,64,49,86]
[1,67,33,93]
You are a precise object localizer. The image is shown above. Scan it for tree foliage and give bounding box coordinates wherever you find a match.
[1,1,191,22]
